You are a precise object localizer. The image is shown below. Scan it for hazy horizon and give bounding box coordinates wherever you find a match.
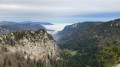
[0,0,120,23]
[0,18,119,35]
[0,0,120,34]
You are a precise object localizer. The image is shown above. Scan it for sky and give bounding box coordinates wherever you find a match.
[0,0,120,34]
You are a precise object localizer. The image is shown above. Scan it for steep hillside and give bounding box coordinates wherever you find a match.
[0,23,46,34]
[0,29,60,67]
[56,22,102,43]
[62,19,120,50]
[60,18,120,67]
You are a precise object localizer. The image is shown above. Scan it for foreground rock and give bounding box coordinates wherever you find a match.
[0,29,60,67]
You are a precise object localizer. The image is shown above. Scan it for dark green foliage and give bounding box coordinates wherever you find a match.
[49,59,65,67]
[48,34,54,40]
[96,41,120,67]
[10,39,15,46]
[60,44,100,67]
[27,57,30,64]
[8,59,12,66]
[36,60,44,67]
[3,56,8,67]
[2,46,7,52]
[59,19,120,67]
[14,31,26,40]
[18,62,21,67]
[15,53,21,60]
[29,63,34,67]
[35,29,45,35]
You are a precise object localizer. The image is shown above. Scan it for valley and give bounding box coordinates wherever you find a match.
[0,0,120,67]
[0,18,120,67]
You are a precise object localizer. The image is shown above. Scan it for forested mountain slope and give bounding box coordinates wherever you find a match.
[60,18,120,67]
[56,22,102,43]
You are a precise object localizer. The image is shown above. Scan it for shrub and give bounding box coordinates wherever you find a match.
[3,56,8,67]
[18,62,21,67]
[8,59,12,66]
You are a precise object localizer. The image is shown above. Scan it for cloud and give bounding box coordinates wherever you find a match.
[0,0,120,22]
[43,23,72,35]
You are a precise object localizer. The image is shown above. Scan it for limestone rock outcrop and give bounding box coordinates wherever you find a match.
[0,29,60,61]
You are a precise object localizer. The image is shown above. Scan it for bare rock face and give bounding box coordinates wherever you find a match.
[0,29,60,61]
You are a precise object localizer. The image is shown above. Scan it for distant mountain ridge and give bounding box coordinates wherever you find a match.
[20,21,53,25]
[0,23,46,34]
[0,21,53,25]
[0,21,16,26]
